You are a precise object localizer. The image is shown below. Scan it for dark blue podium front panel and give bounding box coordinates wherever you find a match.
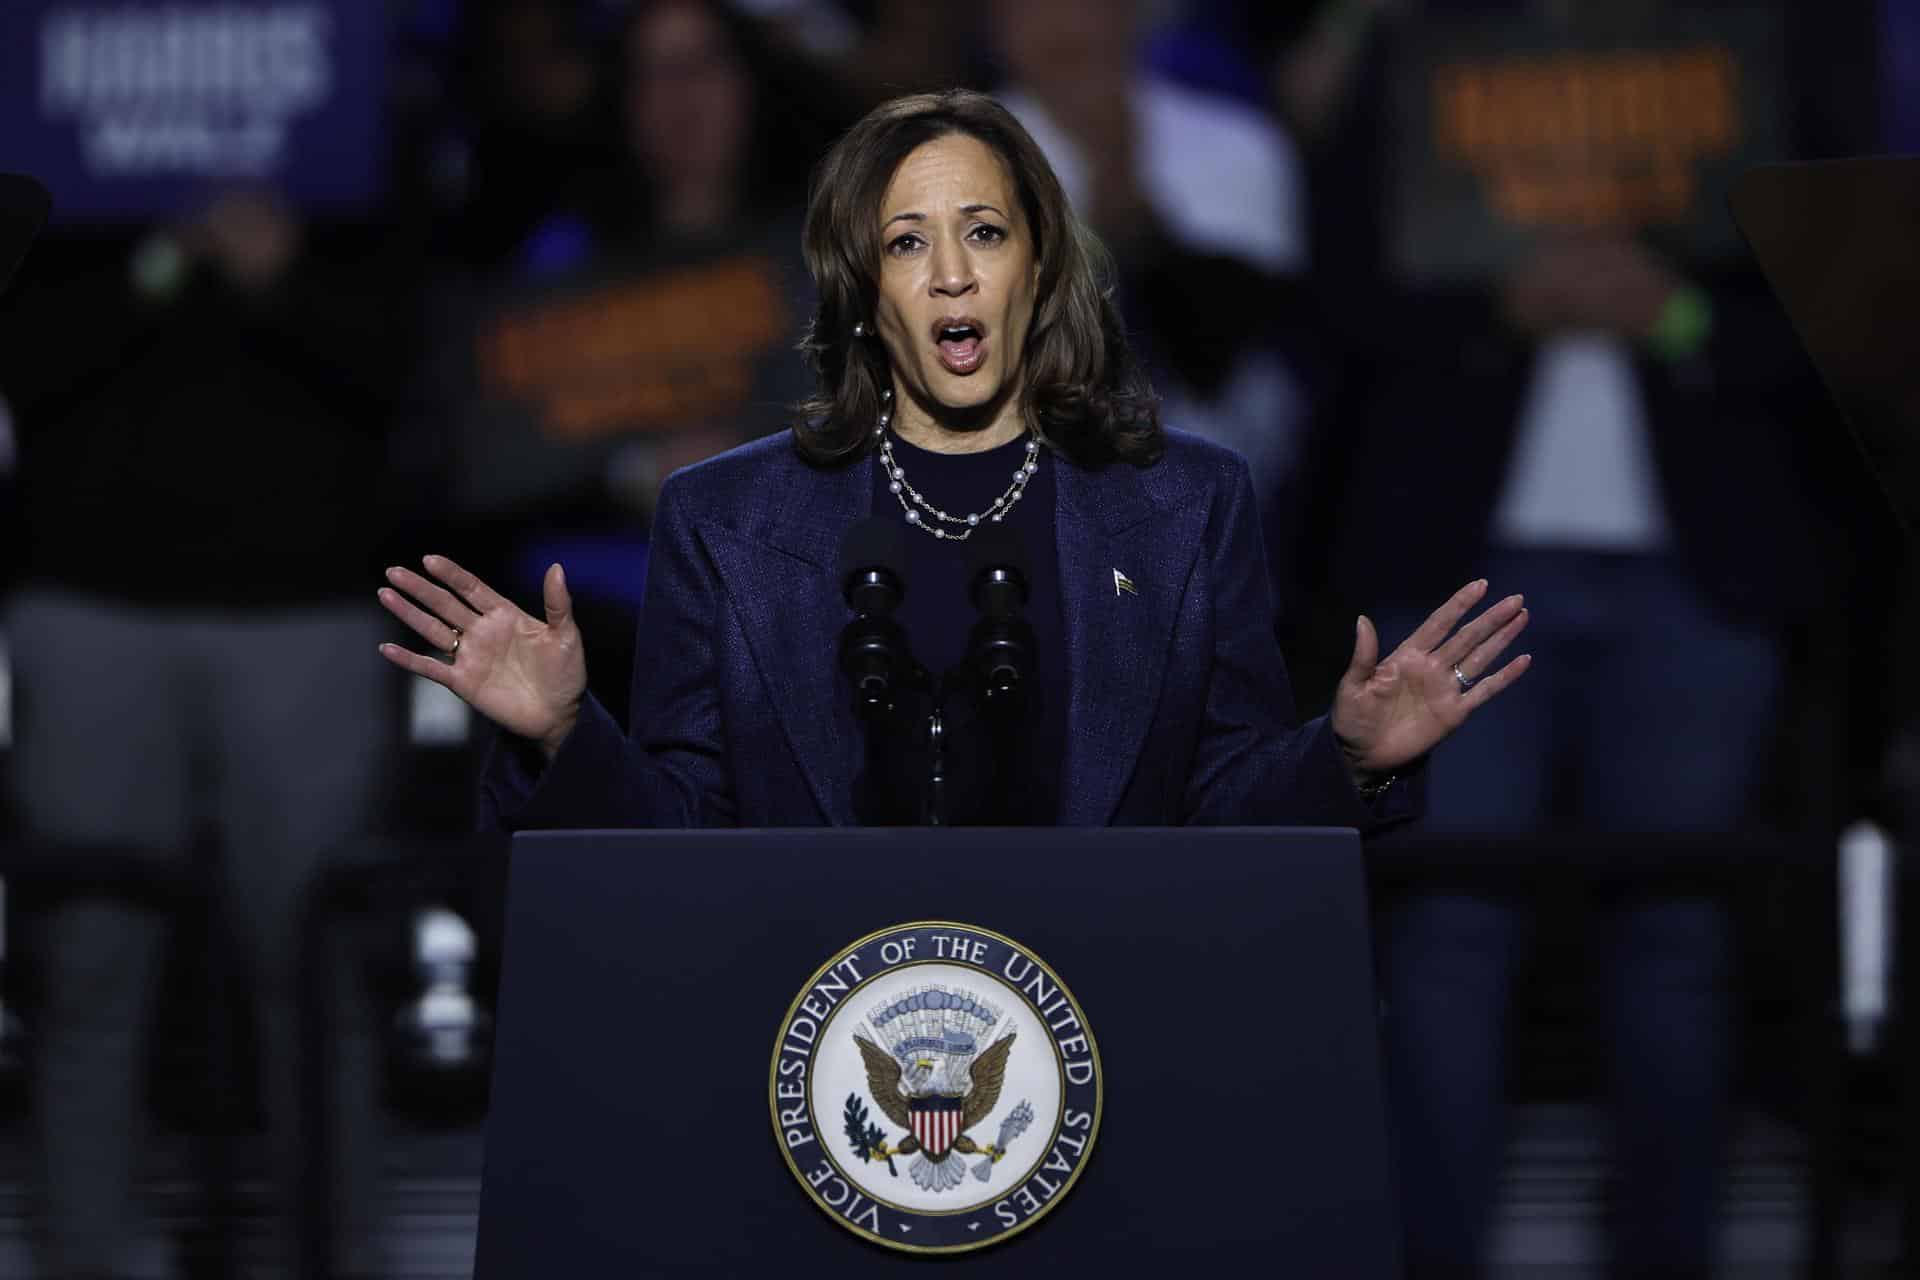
[476,828,1398,1275]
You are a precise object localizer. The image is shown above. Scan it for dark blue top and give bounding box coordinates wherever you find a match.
[870,431,1065,825]
[479,427,1421,832]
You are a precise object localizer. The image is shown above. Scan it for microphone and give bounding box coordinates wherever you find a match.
[836,518,917,720]
[963,525,1034,702]
[838,516,908,614]
[966,523,1029,618]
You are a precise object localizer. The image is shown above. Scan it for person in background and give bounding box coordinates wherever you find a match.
[1365,231,1807,1278]
[987,0,1318,518]
[1306,0,1856,1273]
[519,0,833,481]
[445,0,610,272]
[1129,0,1391,696]
[729,0,989,113]
[0,189,406,1279]
[448,0,834,718]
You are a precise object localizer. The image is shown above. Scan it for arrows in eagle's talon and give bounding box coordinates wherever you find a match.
[971,1142,1011,1182]
[974,1100,1035,1181]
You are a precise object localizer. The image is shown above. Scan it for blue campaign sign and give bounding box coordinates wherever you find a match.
[1,0,387,221]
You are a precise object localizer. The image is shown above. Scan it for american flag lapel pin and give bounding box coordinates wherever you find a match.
[1113,568,1137,597]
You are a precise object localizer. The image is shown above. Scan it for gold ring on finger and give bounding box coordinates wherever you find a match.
[447,625,463,659]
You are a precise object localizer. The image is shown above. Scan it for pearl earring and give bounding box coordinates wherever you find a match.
[852,321,868,338]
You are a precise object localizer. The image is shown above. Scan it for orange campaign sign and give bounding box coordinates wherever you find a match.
[1389,5,1786,282]
[477,256,790,443]
[437,242,810,516]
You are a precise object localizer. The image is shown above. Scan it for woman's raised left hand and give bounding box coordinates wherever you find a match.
[1330,580,1531,778]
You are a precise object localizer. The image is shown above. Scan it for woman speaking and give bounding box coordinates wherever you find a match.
[376,90,1529,829]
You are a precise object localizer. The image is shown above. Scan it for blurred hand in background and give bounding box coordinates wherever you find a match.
[1500,233,1683,340]
[179,189,304,293]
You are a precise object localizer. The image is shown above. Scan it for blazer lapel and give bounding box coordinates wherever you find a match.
[695,450,871,824]
[1054,458,1199,825]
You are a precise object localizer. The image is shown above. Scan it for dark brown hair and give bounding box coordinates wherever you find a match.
[792,89,1162,468]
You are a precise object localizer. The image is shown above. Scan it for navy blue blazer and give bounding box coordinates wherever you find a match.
[481,428,1420,830]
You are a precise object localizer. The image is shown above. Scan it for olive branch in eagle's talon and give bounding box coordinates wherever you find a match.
[843,1093,898,1176]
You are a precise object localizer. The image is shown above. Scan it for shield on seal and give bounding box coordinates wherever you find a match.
[909,1095,965,1157]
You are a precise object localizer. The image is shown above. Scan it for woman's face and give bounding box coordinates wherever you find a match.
[871,133,1038,430]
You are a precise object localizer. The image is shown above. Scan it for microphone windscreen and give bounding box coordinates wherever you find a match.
[838,516,908,588]
[964,521,1028,581]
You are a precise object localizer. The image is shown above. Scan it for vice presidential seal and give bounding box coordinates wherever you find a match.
[770,921,1102,1253]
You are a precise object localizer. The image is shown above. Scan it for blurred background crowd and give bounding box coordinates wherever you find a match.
[0,0,1915,1275]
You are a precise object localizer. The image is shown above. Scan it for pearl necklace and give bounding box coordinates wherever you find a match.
[874,393,1041,542]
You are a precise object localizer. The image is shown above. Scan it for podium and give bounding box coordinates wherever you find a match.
[475,828,1400,1274]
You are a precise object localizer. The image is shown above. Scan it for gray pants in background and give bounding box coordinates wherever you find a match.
[6,589,397,1279]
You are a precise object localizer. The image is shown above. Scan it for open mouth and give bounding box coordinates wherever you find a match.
[932,316,987,374]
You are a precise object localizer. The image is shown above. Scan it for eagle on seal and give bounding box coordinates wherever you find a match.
[852,1031,1016,1193]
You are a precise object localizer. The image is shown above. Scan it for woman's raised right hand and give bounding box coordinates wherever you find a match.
[377,556,587,758]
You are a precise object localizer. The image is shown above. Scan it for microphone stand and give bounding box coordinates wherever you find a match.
[964,559,1034,823]
[837,529,1031,827]
[833,587,944,825]
[924,702,947,827]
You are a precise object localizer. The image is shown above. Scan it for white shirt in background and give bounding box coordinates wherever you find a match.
[1493,334,1671,551]
[1000,78,1309,495]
